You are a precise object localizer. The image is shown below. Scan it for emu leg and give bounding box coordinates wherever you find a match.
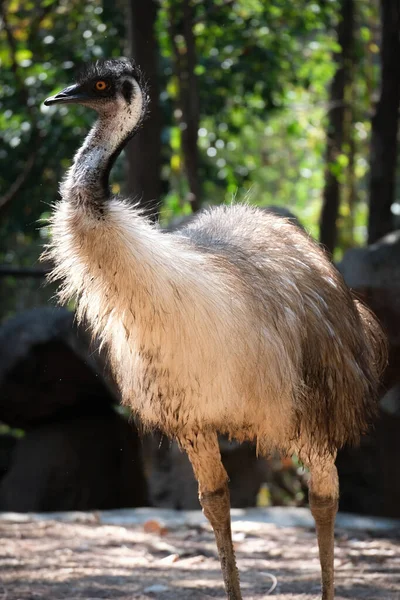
[181,432,242,600]
[308,456,339,600]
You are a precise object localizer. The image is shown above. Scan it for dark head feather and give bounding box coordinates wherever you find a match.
[76,57,148,95]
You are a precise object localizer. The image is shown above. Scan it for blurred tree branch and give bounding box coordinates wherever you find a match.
[0,0,56,214]
[169,0,202,212]
[125,0,162,219]
[0,266,50,278]
[319,0,355,255]
[0,153,37,212]
[192,0,235,25]
[29,1,57,42]
[368,0,400,244]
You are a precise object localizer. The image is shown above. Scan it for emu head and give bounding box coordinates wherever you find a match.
[44,57,149,119]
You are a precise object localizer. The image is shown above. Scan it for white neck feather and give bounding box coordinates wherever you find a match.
[61,79,144,206]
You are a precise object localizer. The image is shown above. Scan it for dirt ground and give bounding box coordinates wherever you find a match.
[0,511,399,600]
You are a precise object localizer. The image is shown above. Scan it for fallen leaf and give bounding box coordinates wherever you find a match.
[143,519,168,536]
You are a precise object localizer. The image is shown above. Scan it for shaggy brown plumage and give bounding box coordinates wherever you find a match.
[43,58,387,600]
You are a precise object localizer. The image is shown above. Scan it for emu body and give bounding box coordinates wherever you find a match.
[44,59,386,600]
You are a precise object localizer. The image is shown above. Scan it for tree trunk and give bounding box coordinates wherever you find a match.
[319,0,355,256]
[367,0,400,244]
[125,0,162,219]
[169,0,202,213]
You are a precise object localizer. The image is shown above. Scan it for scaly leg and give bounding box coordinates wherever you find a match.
[180,432,242,600]
[307,454,339,600]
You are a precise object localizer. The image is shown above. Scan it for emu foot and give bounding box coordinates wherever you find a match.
[201,486,243,600]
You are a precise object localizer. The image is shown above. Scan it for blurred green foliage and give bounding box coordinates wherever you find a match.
[0,0,380,311]
[158,0,341,227]
[0,0,122,241]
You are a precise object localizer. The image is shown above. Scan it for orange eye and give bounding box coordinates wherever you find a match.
[95,80,107,91]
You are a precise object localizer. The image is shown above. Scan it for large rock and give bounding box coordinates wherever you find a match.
[145,434,290,510]
[0,307,117,429]
[339,230,400,290]
[0,409,148,512]
[339,230,400,387]
[0,433,16,481]
[337,231,400,517]
[0,307,148,512]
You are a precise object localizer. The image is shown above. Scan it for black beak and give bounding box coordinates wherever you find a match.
[44,84,89,106]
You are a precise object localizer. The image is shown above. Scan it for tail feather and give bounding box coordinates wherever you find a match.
[297,294,388,455]
[354,298,388,382]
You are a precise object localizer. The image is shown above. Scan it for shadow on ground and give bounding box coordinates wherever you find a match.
[0,511,399,599]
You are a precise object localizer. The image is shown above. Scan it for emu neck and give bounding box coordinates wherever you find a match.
[64,103,140,210]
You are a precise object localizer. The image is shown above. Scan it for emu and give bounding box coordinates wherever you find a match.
[43,58,386,600]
